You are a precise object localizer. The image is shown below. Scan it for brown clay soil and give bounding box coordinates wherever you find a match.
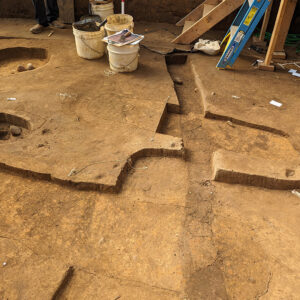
[0,20,300,299]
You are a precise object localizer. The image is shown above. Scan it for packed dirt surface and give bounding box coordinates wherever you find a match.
[0,37,182,192]
[0,20,300,299]
[190,53,300,151]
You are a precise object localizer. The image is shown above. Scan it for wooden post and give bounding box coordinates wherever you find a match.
[273,0,297,59]
[258,0,290,71]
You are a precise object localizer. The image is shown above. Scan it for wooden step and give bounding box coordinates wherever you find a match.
[203,4,216,16]
[183,21,196,33]
[176,0,221,26]
[173,0,244,45]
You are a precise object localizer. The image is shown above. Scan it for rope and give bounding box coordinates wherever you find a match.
[108,53,139,71]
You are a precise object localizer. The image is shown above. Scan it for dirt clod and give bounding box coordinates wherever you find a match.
[173,76,183,85]
[42,128,51,135]
[17,65,26,72]
[286,169,295,177]
[10,125,22,136]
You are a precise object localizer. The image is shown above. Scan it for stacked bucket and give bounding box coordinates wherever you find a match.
[73,0,141,73]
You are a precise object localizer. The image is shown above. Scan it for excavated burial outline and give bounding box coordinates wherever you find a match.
[0,47,49,75]
[0,112,31,130]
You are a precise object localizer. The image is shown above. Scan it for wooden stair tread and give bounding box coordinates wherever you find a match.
[183,21,196,33]
[203,4,217,16]
[173,0,244,44]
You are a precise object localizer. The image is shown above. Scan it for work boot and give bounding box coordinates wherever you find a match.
[30,24,44,34]
[50,20,65,29]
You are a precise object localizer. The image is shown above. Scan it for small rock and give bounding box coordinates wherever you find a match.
[194,88,198,93]
[10,125,22,136]
[226,121,235,128]
[286,169,295,177]
[17,65,26,72]
[173,77,183,85]
[38,144,45,148]
[26,63,35,70]
[42,128,50,135]
[211,92,216,96]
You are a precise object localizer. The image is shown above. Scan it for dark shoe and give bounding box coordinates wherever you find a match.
[30,24,44,34]
[50,20,65,29]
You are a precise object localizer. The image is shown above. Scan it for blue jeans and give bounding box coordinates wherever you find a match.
[32,0,59,26]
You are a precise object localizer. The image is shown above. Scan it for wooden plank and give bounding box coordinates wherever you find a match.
[58,0,75,24]
[173,0,244,44]
[274,0,297,52]
[259,0,273,41]
[259,0,290,70]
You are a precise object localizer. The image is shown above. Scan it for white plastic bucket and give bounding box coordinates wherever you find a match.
[73,26,105,59]
[91,2,114,21]
[105,14,134,36]
[107,44,140,73]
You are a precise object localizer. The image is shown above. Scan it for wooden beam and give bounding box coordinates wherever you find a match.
[258,0,290,71]
[274,0,297,52]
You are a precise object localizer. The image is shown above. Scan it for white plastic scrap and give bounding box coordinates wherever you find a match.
[3,262,7,267]
[232,95,241,99]
[7,97,16,101]
[68,168,77,177]
[292,190,300,198]
[270,100,282,107]
[194,39,221,56]
[288,68,300,77]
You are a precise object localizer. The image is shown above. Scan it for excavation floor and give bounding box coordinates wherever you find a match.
[0,30,182,192]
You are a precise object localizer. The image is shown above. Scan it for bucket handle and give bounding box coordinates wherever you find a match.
[79,37,104,55]
[109,54,139,71]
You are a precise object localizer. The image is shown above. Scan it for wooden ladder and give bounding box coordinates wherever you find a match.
[173,0,244,44]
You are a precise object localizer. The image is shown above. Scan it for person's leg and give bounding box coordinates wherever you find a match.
[32,0,49,26]
[46,0,59,23]
[46,0,65,28]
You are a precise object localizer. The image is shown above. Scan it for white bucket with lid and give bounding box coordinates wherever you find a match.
[91,2,114,21]
[73,26,105,59]
[107,43,140,73]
